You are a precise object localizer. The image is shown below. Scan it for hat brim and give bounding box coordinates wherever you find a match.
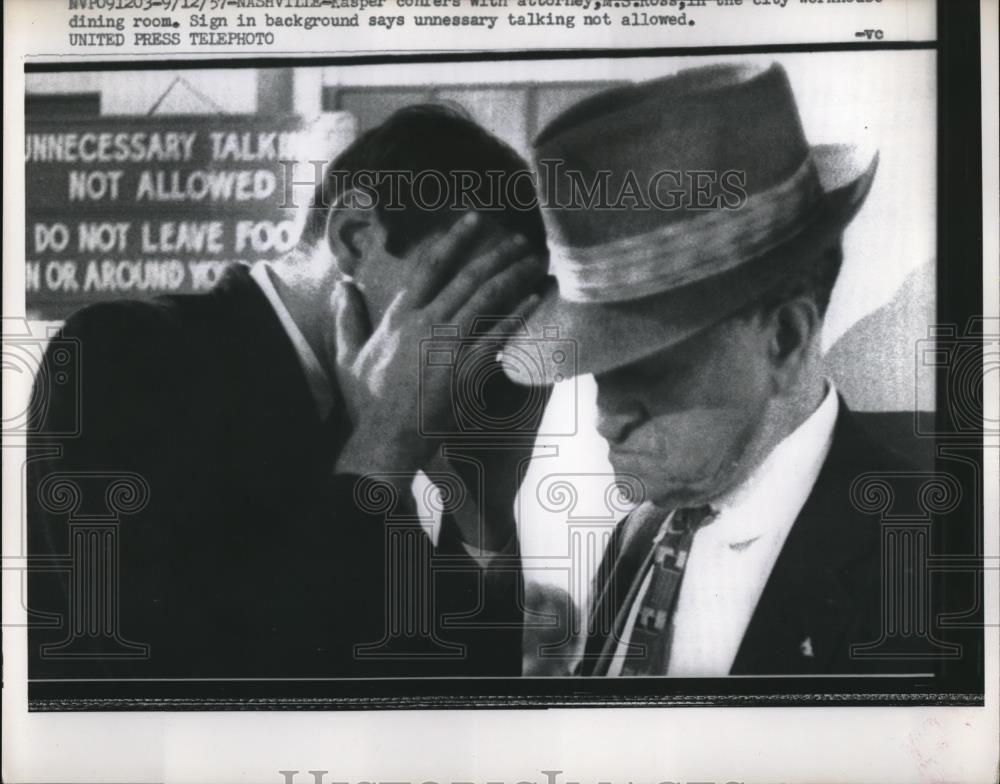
[502,144,878,386]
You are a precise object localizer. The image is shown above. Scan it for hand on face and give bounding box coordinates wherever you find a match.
[330,213,546,479]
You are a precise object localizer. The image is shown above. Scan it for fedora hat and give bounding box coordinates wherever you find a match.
[501,62,878,386]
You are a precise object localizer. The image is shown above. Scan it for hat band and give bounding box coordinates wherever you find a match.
[548,158,823,304]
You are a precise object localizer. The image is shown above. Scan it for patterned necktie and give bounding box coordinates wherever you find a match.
[619,504,717,676]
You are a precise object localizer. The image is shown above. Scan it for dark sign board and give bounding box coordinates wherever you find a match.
[25,115,318,320]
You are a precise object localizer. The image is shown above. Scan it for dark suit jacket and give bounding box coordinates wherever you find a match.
[28,265,523,679]
[579,405,937,676]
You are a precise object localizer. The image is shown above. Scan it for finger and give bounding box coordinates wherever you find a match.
[483,291,543,340]
[478,291,543,371]
[381,288,408,327]
[333,280,372,368]
[405,211,484,309]
[447,257,546,331]
[494,275,557,336]
[428,235,536,322]
[464,290,544,347]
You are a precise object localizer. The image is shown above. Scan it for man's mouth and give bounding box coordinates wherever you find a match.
[606,446,656,468]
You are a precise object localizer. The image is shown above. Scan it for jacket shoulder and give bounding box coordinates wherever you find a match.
[58,297,185,349]
[829,406,923,477]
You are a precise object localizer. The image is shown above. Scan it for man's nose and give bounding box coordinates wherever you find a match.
[595,383,647,444]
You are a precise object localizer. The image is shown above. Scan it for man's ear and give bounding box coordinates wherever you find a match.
[325,191,386,278]
[766,295,821,390]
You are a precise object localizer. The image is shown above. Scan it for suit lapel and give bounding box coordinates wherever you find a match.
[731,405,882,674]
[200,264,339,473]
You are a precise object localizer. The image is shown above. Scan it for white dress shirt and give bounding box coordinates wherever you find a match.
[608,385,839,677]
[249,261,501,564]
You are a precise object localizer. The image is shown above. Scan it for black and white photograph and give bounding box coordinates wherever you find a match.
[3,0,997,781]
[19,45,983,698]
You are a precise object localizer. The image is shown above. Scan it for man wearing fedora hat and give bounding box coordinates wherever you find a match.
[504,62,923,676]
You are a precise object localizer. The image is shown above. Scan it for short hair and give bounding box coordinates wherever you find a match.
[740,241,844,320]
[299,103,546,256]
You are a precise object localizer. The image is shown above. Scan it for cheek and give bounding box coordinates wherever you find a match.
[637,406,758,458]
[699,328,773,410]
[632,407,761,499]
[645,348,771,416]
[355,258,408,322]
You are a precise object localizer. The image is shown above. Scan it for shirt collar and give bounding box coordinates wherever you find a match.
[248,261,336,421]
[703,383,839,545]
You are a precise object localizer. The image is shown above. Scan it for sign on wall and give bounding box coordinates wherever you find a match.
[25,114,355,320]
